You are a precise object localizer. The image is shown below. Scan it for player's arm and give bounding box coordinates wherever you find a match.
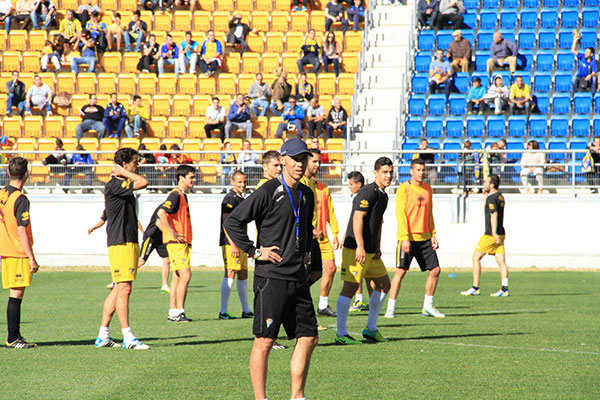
[429,187,438,250]
[490,207,501,244]
[88,219,105,235]
[353,210,367,263]
[305,190,321,284]
[14,197,38,273]
[113,164,148,190]
[326,187,340,250]
[395,185,411,253]
[221,205,240,258]
[137,220,144,235]
[158,192,184,243]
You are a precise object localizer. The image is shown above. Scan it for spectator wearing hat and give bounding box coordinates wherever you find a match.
[446,29,471,73]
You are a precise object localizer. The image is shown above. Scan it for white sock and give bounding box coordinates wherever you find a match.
[386,299,397,313]
[220,277,234,314]
[169,308,179,317]
[501,278,509,287]
[366,291,387,331]
[291,398,306,400]
[318,296,329,310]
[237,279,251,313]
[336,295,352,337]
[122,327,135,343]
[424,295,434,308]
[355,293,363,303]
[98,326,109,340]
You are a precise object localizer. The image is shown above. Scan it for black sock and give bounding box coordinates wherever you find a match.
[473,286,480,290]
[7,297,22,343]
[502,286,509,292]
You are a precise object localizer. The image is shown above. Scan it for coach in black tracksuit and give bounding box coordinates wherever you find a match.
[224,138,320,400]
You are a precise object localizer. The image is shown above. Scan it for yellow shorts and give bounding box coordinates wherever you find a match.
[318,237,335,261]
[475,234,506,255]
[340,247,387,284]
[1,257,31,289]
[221,245,248,271]
[108,243,140,283]
[167,243,192,271]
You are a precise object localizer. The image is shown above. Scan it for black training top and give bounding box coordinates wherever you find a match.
[484,191,505,236]
[220,190,245,246]
[224,177,315,281]
[104,177,138,247]
[143,206,161,239]
[343,182,388,254]
[81,104,105,122]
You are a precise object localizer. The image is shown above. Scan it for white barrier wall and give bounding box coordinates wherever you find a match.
[30,193,600,269]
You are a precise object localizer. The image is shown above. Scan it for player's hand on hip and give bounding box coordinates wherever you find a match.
[230,244,240,258]
[258,246,282,263]
[431,237,439,250]
[313,228,324,241]
[174,232,185,243]
[355,246,366,264]
[373,249,382,260]
[332,236,339,250]
[493,235,501,245]
[401,240,411,253]
[30,259,39,274]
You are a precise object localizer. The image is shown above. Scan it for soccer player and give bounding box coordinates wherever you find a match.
[95,148,149,350]
[0,157,39,349]
[139,207,171,294]
[219,170,253,320]
[461,175,509,297]
[335,157,394,345]
[385,158,445,319]
[224,139,319,400]
[301,149,340,318]
[158,164,196,323]
[256,150,282,188]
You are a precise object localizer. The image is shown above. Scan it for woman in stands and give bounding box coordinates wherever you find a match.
[323,31,341,77]
[520,140,545,194]
[482,75,509,115]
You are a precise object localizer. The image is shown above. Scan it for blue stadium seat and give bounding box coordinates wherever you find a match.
[508,115,527,137]
[426,117,444,138]
[513,71,532,86]
[443,139,462,161]
[540,8,559,28]
[533,72,552,92]
[560,8,579,29]
[535,93,550,114]
[472,72,491,88]
[483,0,499,7]
[595,93,600,112]
[529,115,548,137]
[584,0,600,6]
[467,116,485,137]
[475,51,491,72]
[405,116,424,138]
[572,115,591,137]
[464,0,479,8]
[563,0,579,5]
[506,139,525,163]
[538,29,557,50]
[518,29,536,50]
[574,93,593,114]
[500,9,518,29]
[580,29,598,49]
[462,30,475,46]
[556,50,574,71]
[402,139,420,161]
[427,139,442,151]
[462,13,477,30]
[582,8,600,28]
[415,51,432,73]
[523,0,539,6]
[550,115,569,137]
[428,94,447,115]
[480,11,498,30]
[519,50,534,71]
[558,29,574,49]
[477,29,495,50]
[453,72,470,93]
[503,0,519,7]
[542,0,559,7]
[569,139,589,162]
[449,94,467,115]
[498,29,515,45]
[398,164,411,181]
[554,71,573,92]
[493,71,511,87]
[520,9,538,29]
[535,50,554,71]
[412,73,429,94]
[552,93,571,114]
[547,139,568,163]
[537,140,547,150]
[446,116,464,137]
[593,115,600,136]
[409,95,427,116]
[487,115,506,137]
[418,31,435,51]
[437,30,454,51]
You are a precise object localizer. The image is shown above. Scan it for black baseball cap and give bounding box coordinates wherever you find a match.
[280,138,313,158]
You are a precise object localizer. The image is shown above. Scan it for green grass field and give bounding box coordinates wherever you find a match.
[1,269,599,399]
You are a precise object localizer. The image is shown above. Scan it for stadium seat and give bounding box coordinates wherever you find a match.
[560,8,579,29]
[317,74,336,95]
[217,73,237,95]
[436,30,453,50]
[405,116,423,138]
[503,0,518,7]
[291,12,309,32]
[28,30,47,51]
[445,116,464,138]
[480,11,498,30]
[517,29,536,50]
[77,73,96,94]
[538,29,556,50]
[415,52,432,73]
[477,29,494,50]
[97,73,117,94]
[540,8,558,28]
[448,94,467,115]
[453,73,469,93]
[500,9,518,29]
[595,93,600,112]
[213,12,232,32]
[593,116,600,137]
[418,30,435,51]
[474,51,491,72]
[122,52,141,73]
[466,115,485,137]
[152,95,171,116]
[44,116,64,137]
[197,76,217,94]
[401,139,420,161]
[266,32,284,52]
[569,139,588,164]
[505,139,525,164]
[409,95,426,116]
[520,9,538,29]
[508,116,527,137]
[533,72,552,92]
[137,73,157,95]
[550,115,569,137]
[462,13,477,30]
[582,8,600,28]
[572,115,591,137]
[2,51,21,71]
[535,93,550,114]
[535,51,554,71]
[168,117,187,138]
[428,94,447,115]
[464,0,479,8]
[487,115,506,137]
[310,11,326,31]
[547,139,568,163]
[171,95,191,116]
[529,115,548,137]
[23,116,43,138]
[584,0,600,5]
[193,11,211,31]
[580,28,598,49]
[523,0,539,6]
[337,74,355,95]
[154,12,172,31]
[412,73,429,94]
[173,11,192,31]
[573,93,593,114]
[552,93,571,114]
[147,117,166,138]
[425,117,443,138]
[264,138,283,152]
[224,53,240,74]
[57,73,76,94]
[519,49,534,71]
[556,50,574,71]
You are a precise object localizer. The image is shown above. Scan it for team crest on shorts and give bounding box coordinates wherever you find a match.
[130,269,135,274]
[265,318,273,328]
[182,258,186,264]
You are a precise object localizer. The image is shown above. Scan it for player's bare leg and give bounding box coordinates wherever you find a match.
[9,287,25,300]
[100,286,118,327]
[318,259,337,317]
[161,258,170,290]
[115,282,132,329]
[425,266,441,296]
[472,251,486,287]
[384,268,407,318]
[170,269,191,309]
[290,336,319,399]
[250,336,274,400]
[490,253,510,296]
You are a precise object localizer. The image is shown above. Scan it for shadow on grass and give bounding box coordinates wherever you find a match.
[525,293,587,297]
[135,285,207,290]
[449,311,547,317]
[381,323,464,328]
[171,337,255,346]
[38,335,199,347]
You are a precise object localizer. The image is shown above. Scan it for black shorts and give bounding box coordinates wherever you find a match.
[252,275,318,340]
[396,239,440,272]
[140,231,168,260]
[306,238,323,274]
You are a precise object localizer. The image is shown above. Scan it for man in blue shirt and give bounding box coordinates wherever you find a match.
[71,29,97,73]
[225,94,253,139]
[346,0,365,31]
[63,144,94,192]
[158,34,180,77]
[429,49,453,97]
[179,31,199,74]
[276,96,305,139]
[487,32,518,75]
[103,93,127,138]
[571,35,597,95]
[31,0,55,30]
[124,10,147,52]
[467,77,486,115]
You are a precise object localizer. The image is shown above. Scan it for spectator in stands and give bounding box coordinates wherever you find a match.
[417,0,439,30]
[169,144,193,164]
[138,33,160,74]
[482,75,509,115]
[571,35,597,95]
[63,144,94,192]
[467,77,486,115]
[158,34,180,76]
[199,30,223,77]
[237,140,259,166]
[487,31,518,76]
[75,0,100,27]
[103,93,127,138]
[429,49,453,97]
[6,71,26,116]
[25,74,52,116]
[520,140,544,194]
[179,31,199,75]
[587,137,600,192]
[446,29,471,73]
[248,73,271,117]
[276,95,305,138]
[76,94,106,140]
[509,75,532,118]
[137,143,159,190]
[415,138,438,184]
[489,138,507,176]
[346,0,365,32]
[298,29,321,74]
[58,9,81,49]
[220,141,236,192]
[85,11,107,53]
[13,0,34,31]
[325,0,349,34]
[71,29,97,73]
[41,137,67,167]
[295,73,314,110]
[124,10,147,52]
[31,0,55,30]
[326,98,348,139]
[0,0,12,34]
[437,0,464,30]
[310,136,329,164]
[460,139,476,188]
[292,0,310,12]
[306,97,326,138]
[323,31,341,77]
[142,0,158,11]
[107,12,124,52]
[125,95,149,138]
[174,0,197,13]
[269,67,292,116]
[226,93,253,139]
[227,14,254,55]
[205,96,226,140]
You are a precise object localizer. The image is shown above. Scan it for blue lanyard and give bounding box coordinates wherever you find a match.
[280,176,302,249]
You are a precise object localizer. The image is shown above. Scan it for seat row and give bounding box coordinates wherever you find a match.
[463,0,599,9]
[461,7,600,30]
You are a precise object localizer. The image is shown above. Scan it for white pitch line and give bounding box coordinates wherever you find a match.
[404,339,600,355]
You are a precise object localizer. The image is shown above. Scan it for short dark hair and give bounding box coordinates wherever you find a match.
[489,174,501,189]
[288,95,297,102]
[347,171,364,185]
[91,11,99,18]
[114,12,121,18]
[8,157,28,180]
[211,96,219,102]
[81,29,91,37]
[411,158,426,168]
[310,148,321,155]
[528,140,539,150]
[111,92,118,98]
[586,47,595,55]
[185,30,192,36]
[114,148,138,166]
[300,72,307,78]
[133,95,141,101]
[138,143,147,151]
[232,170,246,179]
[133,10,141,17]
[473,77,481,84]
[176,164,196,181]
[89,93,96,99]
[55,138,63,148]
[262,150,280,164]
[166,33,173,39]
[374,157,393,171]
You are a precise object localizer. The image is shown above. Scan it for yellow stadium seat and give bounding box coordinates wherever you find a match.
[326,138,345,162]
[248,138,263,150]
[118,73,137,95]
[97,94,110,104]
[22,52,40,72]
[255,0,272,11]
[122,52,141,73]
[79,138,99,153]
[193,11,212,31]
[44,116,64,137]
[97,73,117,94]
[148,117,167,138]
[198,0,215,11]
[237,0,254,11]
[162,138,181,149]
[224,52,240,74]
[102,52,122,73]
[344,31,362,52]
[253,117,268,138]
[168,117,187,138]
[101,11,114,25]
[215,31,226,46]
[197,76,217,95]
[227,138,242,151]
[192,95,211,116]
[16,138,36,160]
[265,31,284,52]
[120,0,137,11]
[341,52,359,73]
[246,32,264,52]
[198,160,218,184]
[152,95,171,116]
[150,30,167,44]
[286,32,303,52]
[0,32,6,51]
[262,52,280,73]
[99,138,119,160]
[61,0,79,9]
[216,0,234,10]
[241,53,260,74]
[217,73,237,95]
[37,72,56,92]
[219,95,232,111]
[28,30,47,51]
[187,117,206,138]
[181,138,202,161]
[0,72,12,93]
[202,138,222,161]
[171,31,186,45]
[38,137,56,158]
[95,161,112,184]
[273,0,289,11]
[120,138,140,149]
[70,94,88,116]
[3,116,22,137]
[178,74,197,95]
[29,161,49,184]
[172,95,191,116]
[101,0,119,10]
[317,74,336,95]
[250,11,269,31]
[264,138,283,151]
[77,73,97,94]
[141,137,161,151]
[117,94,131,106]
[59,137,77,150]
[153,12,172,31]
[140,95,152,112]
[137,73,157,95]
[337,73,355,95]
[268,117,283,138]
[8,30,27,51]
[64,117,81,137]
[290,12,308,32]
[0,93,6,112]
[173,11,192,31]
[118,11,134,27]
[158,73,177,95]
[271,11,289,32]
[213,12,231,32]
[281,53,298,73]
[2,51,21,71]
[56,72,76,94]
[310,11,326,31]
[238,74,254,94]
